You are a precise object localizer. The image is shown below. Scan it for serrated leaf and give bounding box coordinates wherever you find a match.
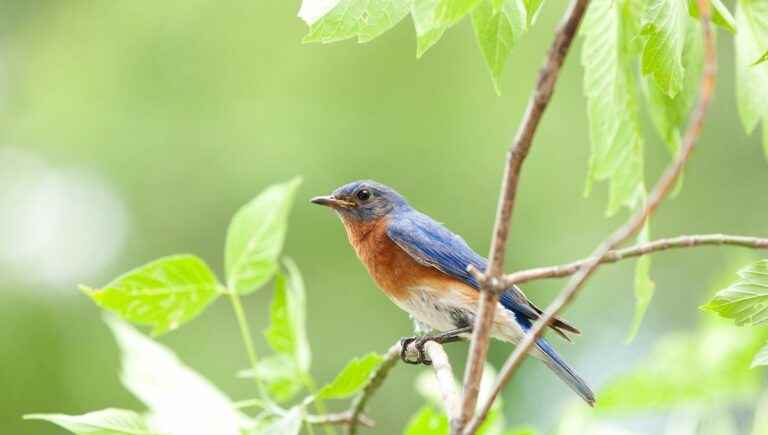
[581,0,646,216]
[24,409,154,435]
[404,406,449,435]
[412,0,448,57]
[472,0,527,94]
[435,0,484,26]
[641,0,688,98]
[82,255,221,336]
[238,355,304,403]
[702,260,768,326]
[735,0,768,153]
[225,177,301,294]
[689,0,737,33]
[106,317,241,435]
[644,16,703,155]
[597,323,765,412]
[626,221,655,343]
[302,0,411,44]
[263,259,311,373]
[263,406,303,435]
[752,341,768,367]
[318,353,384,399]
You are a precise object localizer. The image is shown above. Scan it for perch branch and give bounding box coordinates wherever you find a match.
[464,1,718,432]
[423,341,462,431]
[457,0,590,432]
[499,234,768,286]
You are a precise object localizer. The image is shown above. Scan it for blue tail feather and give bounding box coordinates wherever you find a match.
[535,338,595,406]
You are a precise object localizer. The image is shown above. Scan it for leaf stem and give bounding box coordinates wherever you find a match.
[228,290,272,403]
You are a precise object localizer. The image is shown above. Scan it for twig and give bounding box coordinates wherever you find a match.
[346,343,400,435]
[464,1,717,433]
[501,234,768,286]
[307,411,375,428]
[423,341,462,431]
[456,0,590,432]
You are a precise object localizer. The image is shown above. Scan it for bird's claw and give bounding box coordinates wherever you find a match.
[400,336,433,365]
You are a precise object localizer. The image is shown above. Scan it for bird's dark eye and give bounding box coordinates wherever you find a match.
[356,189,371,201]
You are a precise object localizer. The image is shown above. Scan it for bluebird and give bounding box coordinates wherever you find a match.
[311,180,595,406]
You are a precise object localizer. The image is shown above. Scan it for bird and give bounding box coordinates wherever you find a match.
[311,180,595,406]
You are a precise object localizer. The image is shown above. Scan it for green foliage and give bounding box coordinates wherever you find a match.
[702,260,768,326]
[597,322,765,413]
[302,0,411,43]
[581,0,645,216]
[736,0,768,159]
[435,0,484,25]
[262,406,303,435]
[689,0,737,33]
[81,255,221,336]
[471,0,527,94]
[404,405,449,434]
[238,355,304,402]
[412,0,449,56]
[226,177,301,294]
[753,341,768,367]
[641,0,688,98]
[264,259,312,373]
[318,352,385,399]
[626,223,655,343]
[24,409,153,435]
[756,49,768,65]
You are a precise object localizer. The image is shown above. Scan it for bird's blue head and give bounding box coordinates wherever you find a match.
[311,180,409,222]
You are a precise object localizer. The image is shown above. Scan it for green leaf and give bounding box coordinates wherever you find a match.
[522,0,544,26]
[262,406,303,435]
[597,323,765,412]
[24,409,154,435]
[735,0,768,152]
[435,0,484,26]
[318,353,384,399]
[82,255,221,336]
[689,0,737,33]
[581,0,646,216]
[263,259,312,373]
[225,177,301,294]
[404,405,449,435]
[644,16,703,155]
[641,0,688,98]
[752,341,768,367]
[504,427,538,435]
[302,0,411,44]
[412,0,448,57]
[238,355,304,403]
[702,260,768,326]
[756,49,768,65]
[626,221,655,343]
[472,0,527,94]
[105,317,241,435]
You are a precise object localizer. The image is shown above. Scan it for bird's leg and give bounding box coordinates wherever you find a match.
[400,326,473,365]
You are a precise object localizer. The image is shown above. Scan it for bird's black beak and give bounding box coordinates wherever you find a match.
[310,195,355,209]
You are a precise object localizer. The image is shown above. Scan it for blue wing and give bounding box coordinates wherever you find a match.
[386,210,579,339]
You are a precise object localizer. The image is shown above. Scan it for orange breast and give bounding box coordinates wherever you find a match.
[340,216,451,301]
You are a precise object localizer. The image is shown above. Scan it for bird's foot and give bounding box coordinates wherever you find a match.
[399,336,433,366]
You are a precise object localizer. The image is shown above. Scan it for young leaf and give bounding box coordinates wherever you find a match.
[238,355,304,403]
[435,0,484,26]
[689,0,737,33]
[106,317,241,435]
[581,0,646,216]
[752,341,768,367]
[225,177,301,294]
[404,406,449,435]
[317,353,384,399]
[702,260,768,326]
[412,0,449,57]
[24,409,153,435]
[263,259,312,373]
[302,0,411,44]
[472,0,527,94]
[735,0,768,160]
[626,221,655,343]
[262,406,303,435]
[81,255,221,336]
[641,0,688,98]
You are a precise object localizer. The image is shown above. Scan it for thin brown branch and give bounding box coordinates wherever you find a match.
[307,411,375,428]
[346,343,400,435]
[457,0,590,432]
[423,341,462,431]
[464,1,718,433]
[501,234,768,286]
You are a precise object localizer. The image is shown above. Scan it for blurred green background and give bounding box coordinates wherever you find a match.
[1,1,767,434]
